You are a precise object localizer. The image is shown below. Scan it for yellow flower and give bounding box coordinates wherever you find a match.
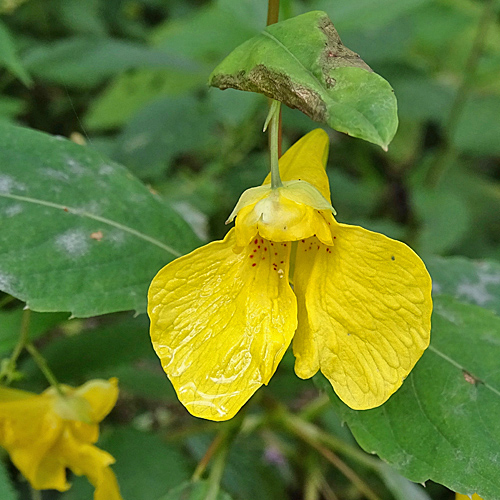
[148,129,432,421]
[456,494,483,500]
[0,378,122,500]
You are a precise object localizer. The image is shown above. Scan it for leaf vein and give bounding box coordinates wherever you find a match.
[0,192,181,257]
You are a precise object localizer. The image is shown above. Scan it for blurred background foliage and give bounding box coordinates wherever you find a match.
[0,0,499,499]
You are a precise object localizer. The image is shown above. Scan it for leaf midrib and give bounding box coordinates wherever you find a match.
[261,29,381,143]
[0,192,182,257]
[428,344,500,398]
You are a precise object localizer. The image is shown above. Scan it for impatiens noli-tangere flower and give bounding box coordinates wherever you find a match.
[0,378,122,500]
[148,129,432,421]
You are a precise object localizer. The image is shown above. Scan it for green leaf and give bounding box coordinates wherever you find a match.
[426,256,500,315]
[0,460,17,500]
[22,36,198,89]
[0,19,32,86]
[0,122,200,317]
[161,481,233,500]
[325,295,500,500]
[209,11,398,149]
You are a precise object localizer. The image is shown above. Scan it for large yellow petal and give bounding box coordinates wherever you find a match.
[0,401,67,490]
[56,427,122,500]
[263,129,331,200]
[148,228,297,421]
[293,225,432,409]
[74,378,119,423]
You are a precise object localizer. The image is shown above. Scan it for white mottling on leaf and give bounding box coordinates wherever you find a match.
[5,204,23,217]
[0,272,15,292]
[108,230,126,245]
[432,281,441,294]
[99,164,114,175]
[456,271,500,307]
[66,157,87,176]
[0,175,26,194]
[55,229,89,258]
[43,168,70,182]
[436,304,459,325]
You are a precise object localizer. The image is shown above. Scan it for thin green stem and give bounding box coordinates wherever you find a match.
[192,433,224,481]
[281,410,378,470]
[0,309,31,384]
[267,0,280,26]
[304,453,322,500]
[281,410,381,500]
[269,100,283,189]
[30,487,42,500]
[424,0,494,188]
[313,443,382,500]
[0,294,15,308]
[205,435,230,500]
[25,343,64,397]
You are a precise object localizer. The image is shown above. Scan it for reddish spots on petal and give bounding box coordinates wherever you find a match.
[258,245,261,249]
[252,263,256,267]
[264,247,267,251]
[260,239,264,243]
[301,239,305,243]
[280,261,284,264]
[254,239,258,244]
[249,255,253,258]
[275,252,278,256]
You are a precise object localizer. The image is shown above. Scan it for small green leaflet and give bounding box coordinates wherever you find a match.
[0,122,200,317]
[209,11,398,149]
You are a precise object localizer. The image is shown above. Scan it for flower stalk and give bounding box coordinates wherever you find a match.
[265,100,283,189]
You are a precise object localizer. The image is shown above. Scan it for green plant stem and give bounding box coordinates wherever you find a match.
[314,443,382,500]
[205,435,231,500]
[281,410,378,469]
[0,294,15,308]
[267,0,280,26]
[304,453,322,500]
[266,0,283,160]
[299,393,331,421]
[424,0,494,188]
[0,309,31,383]
[269,100,283,189]
[192,433,224,481]
[25,343,64,397]
[30,487,42,500]
[282,410,381,500]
